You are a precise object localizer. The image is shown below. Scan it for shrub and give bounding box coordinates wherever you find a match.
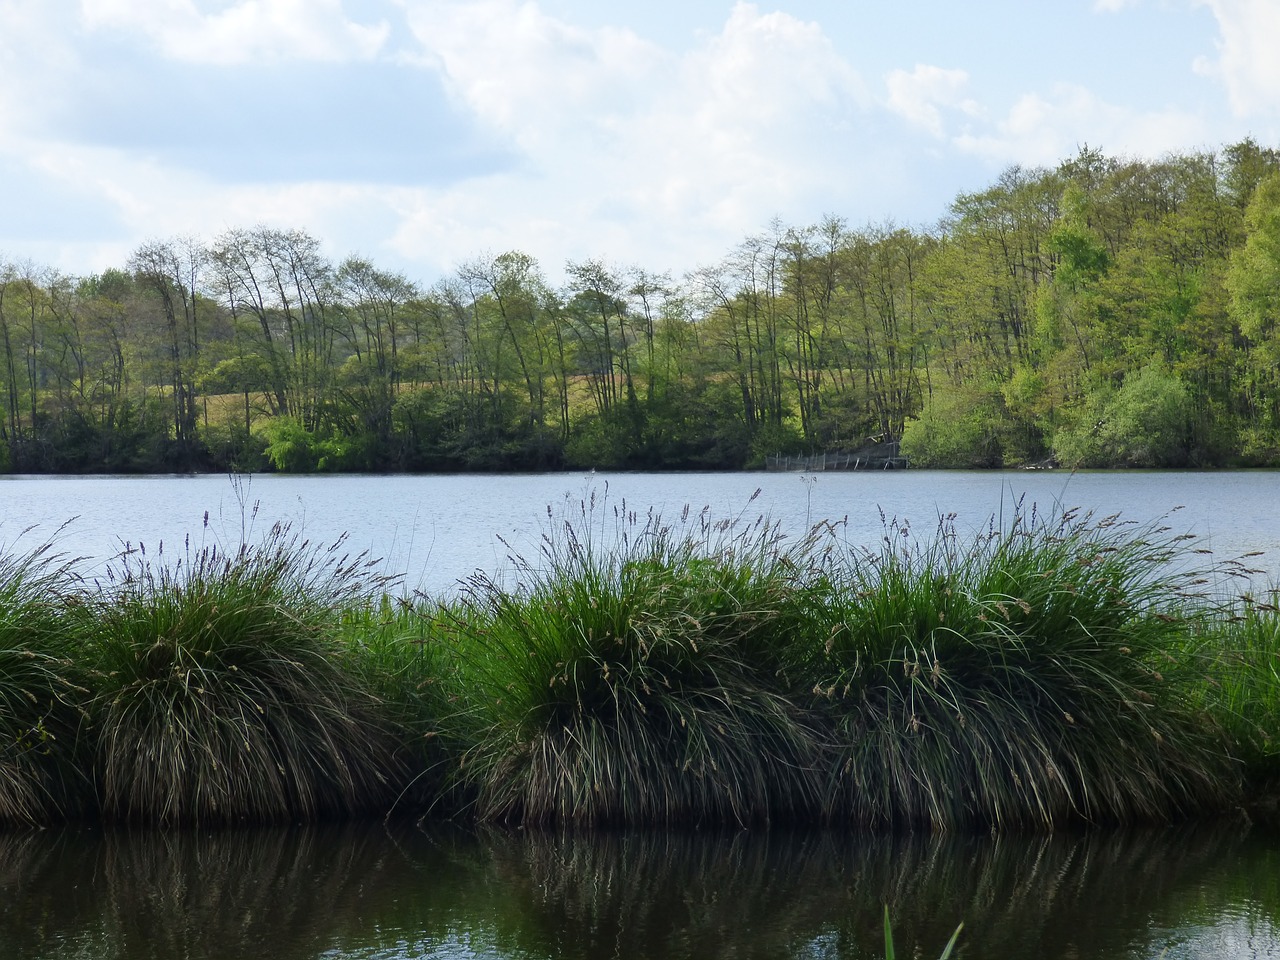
[1053,364,1192,468]
[901,388,1004,468]
[258,416,319,472]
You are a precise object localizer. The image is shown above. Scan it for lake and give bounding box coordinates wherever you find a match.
[1,469,1278,598]
[3,821,1277,959]
[2,469,1278,959]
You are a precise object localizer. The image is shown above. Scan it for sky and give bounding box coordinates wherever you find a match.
[1,0,1278,288]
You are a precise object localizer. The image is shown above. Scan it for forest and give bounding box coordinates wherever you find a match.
[3,139,1280,474]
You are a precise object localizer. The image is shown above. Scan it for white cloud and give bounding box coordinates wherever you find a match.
[0,1,1038,285]
[683,3,868,125]
[954,83,1206,166]
[8,134,410,273]
[2,0,879,281]
[398,0,664,147]
[1093,0,1143,11]
[78,0,390,64]
[885,65,980,138]
[1193,0,1280,118]
[0,1,82,131]
[652,3,868,227]
[391,0,872,273]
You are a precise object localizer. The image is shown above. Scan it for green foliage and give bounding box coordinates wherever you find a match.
[259,417,321,472]
[637,382,742,468]
[36,398,185,473]
[1228,172,1280,349]
[1236,421,1280,466]
[314,431,377,472]
[1047,184,1111,286]
[391,385,562,472]
[746,418,806,467]
[0,537,87,823]
[1227,171,1280,440]
[901,386,1005,467]
[1197,598,1280,782]
[256,415,377,472]
[339,596,471,812]
[563,409,640,469]
[199,355,274,397]
[201,420,268,472]
[81,526,404,825]
[678,379,752,467]
[564,380,756,471]
[391,387,465,470]
[1053,364,1191,467]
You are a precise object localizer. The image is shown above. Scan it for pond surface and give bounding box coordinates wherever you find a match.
[3,470,1279,959]
[3,822,1277,960]
[1,469,1277,598]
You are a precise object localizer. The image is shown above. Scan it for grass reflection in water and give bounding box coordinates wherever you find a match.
[2,823,1277,960]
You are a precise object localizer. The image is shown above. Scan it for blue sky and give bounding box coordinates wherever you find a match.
[1,0,1276,286]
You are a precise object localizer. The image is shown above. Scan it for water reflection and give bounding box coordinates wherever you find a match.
[3,823,1277,959]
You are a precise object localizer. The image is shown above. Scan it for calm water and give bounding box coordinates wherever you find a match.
[3,470,1279,959]
[2,822,1277,960]
[1,470,1278,597]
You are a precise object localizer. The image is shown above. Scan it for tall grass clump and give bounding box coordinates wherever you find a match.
[1200,595,1280,785]
[0,535,88,823]
[452,497,823,826]
[796,505,1237,830]
[339,594,474,815]
[82,525,405,825]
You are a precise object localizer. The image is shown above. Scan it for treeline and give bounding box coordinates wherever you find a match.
[3,139,1280,473]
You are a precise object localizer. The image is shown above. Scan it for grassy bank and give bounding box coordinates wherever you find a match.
[1,503,1277,829]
